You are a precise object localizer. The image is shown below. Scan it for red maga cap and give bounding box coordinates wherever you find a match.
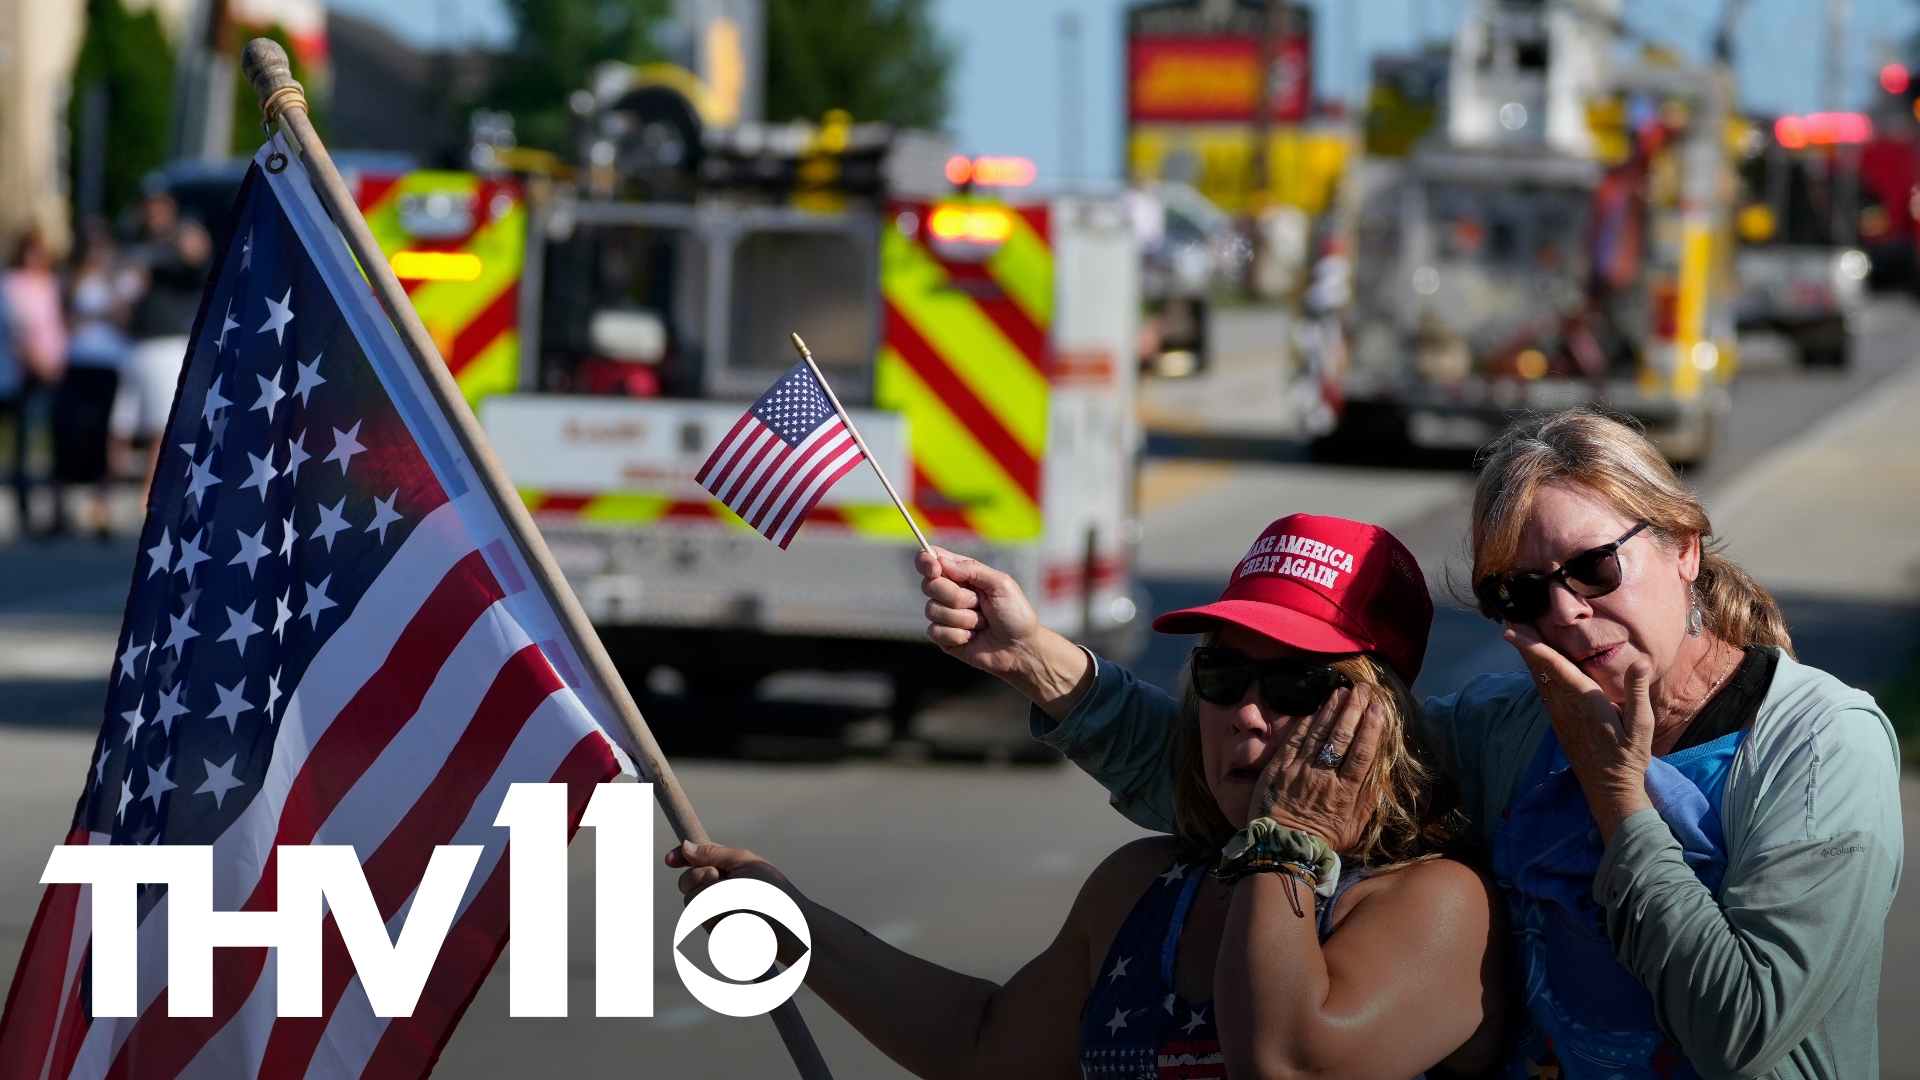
[1152,513,1433,683]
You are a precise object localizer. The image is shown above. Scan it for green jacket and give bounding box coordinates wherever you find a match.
[1031,649,1902,1080]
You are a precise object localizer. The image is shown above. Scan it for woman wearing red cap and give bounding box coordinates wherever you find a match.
[910,409,1899,1080]
[670,512,1511,1078]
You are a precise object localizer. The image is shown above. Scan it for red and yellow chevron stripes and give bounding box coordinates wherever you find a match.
[356,171,525,407]
[878,198,1052,540]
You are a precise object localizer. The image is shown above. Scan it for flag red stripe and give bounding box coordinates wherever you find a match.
[704,422,767,495]
[357,734,617,1080]
[713,427,783,506]
[730,437,805,526]
[0,828,85,1080]
[46,950,92,1080]
[255,643,563,1077]
[754,424,851,532]
[100,550,506,1080]
[694,413,756,485]
[774,449,864,548]
[761,432,856,539]
[740,435,826,529]
[884,301,1041,501]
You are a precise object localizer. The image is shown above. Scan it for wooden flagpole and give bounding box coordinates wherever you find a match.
[240,40,834,1080]
[788,334,932,555]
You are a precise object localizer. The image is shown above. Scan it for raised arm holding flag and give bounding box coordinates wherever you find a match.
[0,39,833,1080]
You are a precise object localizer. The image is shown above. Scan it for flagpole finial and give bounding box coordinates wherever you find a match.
[790,332,811,359]
[241,38,307,123]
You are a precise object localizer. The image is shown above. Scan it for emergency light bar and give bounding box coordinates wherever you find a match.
[927,205,1014,244]
[944,156,1037,188]
[1774,113,1872,149]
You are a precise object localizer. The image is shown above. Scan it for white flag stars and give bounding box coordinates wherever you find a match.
[366,490,403,543]
[216,301,240,349]
[229,523,273,577]
[196,756,245,808]
[240,451,277,498]
[241,228,253,269]
[266,668,284,720]
[142,759,178,810]
[217,602,264,656]
[277,514,298,560]
[208,680,255,733]
[311,497,352,551]
[201,376,231,426]
[292,354,326,404]
[161,611,199,659]
[174,528,211,581]
[284,430,311,484]
[324,421,366,475]
[259,287,295,344]
[301,575,338,628]
[117,778,134,822]
[273,588,294,640]
[145,528,173,578]
[117,639,147,684]
[120,702,144,746]
[251,368,287,422]
[153,685,189,736]
[185,453,223,508]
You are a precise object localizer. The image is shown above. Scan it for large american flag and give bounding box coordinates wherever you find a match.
[694,362,867,548]
[0,139,629,1079]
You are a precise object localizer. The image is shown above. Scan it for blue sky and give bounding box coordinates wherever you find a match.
[327,0,1919,180]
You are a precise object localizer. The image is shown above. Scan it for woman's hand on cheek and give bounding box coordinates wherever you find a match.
[1503,622,1655,841]
[1246,685,1385,851]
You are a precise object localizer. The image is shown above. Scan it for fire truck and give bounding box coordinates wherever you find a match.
[1329,0,1738,465]
[347,83,1143,737]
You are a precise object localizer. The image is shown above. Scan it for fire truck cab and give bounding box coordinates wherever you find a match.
[353,95,1144,736]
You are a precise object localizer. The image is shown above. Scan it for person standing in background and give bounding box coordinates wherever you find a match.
[55,222,139,538]
[112,185,210,499]
[0,273,23,535]
[3,227,70,537]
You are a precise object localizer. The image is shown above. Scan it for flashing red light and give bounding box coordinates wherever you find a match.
[1882,63,1911,95]
[969,156,1037,187]
[1774,112,1873,149]
[943,155,1036,188]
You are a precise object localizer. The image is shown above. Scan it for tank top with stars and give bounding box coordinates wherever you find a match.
[1075,852,1414,1080]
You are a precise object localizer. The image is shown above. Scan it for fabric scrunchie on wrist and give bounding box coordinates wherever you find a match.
[1211,818,1341,899]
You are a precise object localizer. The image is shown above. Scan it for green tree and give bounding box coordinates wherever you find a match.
[766,0,953,128]
[67,0,175,223]
[489,0,674,153]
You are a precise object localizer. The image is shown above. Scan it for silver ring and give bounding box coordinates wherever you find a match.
[1313,744,1344,769]
[1536,671,1551,685]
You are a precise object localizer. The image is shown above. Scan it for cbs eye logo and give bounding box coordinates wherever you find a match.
[674,878,811,1016]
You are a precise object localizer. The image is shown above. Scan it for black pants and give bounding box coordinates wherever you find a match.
[52,367,119,484]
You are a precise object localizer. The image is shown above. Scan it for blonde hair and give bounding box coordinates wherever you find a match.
[1168,638,1465,866]
[1468,407,1793,655]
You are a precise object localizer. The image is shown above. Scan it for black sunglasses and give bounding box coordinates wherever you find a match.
[1475,521,1650,623]
[1190,648,1354,716]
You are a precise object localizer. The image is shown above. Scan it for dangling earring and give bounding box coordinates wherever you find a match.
[1687,606,1703,638]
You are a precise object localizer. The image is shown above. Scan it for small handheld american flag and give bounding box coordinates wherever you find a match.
[696,338,929,551]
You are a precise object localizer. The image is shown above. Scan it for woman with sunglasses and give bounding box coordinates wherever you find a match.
[917,407,1900,1080]
[670,515,1511,1079]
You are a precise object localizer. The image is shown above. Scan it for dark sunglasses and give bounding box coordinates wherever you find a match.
[1475,521,1650,623]
[1190,648,1354,716]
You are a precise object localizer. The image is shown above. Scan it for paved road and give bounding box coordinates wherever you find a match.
[2,299,1917,1077]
